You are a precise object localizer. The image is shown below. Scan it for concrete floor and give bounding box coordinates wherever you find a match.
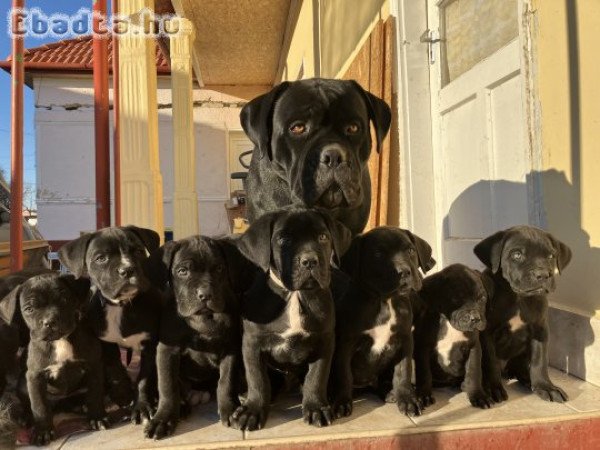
[18,369,600,449]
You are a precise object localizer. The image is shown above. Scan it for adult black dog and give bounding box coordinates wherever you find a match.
[144,236,243,439]
[59,225,163,422]
[231,209,351,430]
[0,273,108,446]
[413,264,494,409]
[241,78,392,235]
[473,225,572,403]
[331,227,435,418]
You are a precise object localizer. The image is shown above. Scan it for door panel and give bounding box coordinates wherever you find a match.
[429,0,529,268]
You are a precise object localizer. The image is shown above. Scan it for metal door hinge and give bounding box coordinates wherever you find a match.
[420,29,442,64]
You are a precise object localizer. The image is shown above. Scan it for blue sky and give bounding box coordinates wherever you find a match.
[0,1,112,194]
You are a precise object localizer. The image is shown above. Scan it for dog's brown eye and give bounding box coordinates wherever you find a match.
[23,306,34,314]
[318,233,329,242]
[176,267,189,277]
[277,236,290,246]
[289,123,307,135]
[95,255,108,264]
[345,123,360,134]
[408,248,416,256]
[511,250,523,261]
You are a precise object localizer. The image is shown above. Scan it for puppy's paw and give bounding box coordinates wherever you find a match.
[31,423,55,446]
[384,390,396,403]
[416,392,436,408]
[333,399,353,419]
[131,400,155,425]
[144,416,178,440]
[88,416,111,431]
[532,383,568,403]
[486,382,508,403]
[302,402,333,427]
[396,391,422,417]
[218,401,238,428]
[468,390,493,409]
[230,404,266,431]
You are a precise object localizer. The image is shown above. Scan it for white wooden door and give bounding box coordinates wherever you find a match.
[427,0,530,268]
[228,131,253,194]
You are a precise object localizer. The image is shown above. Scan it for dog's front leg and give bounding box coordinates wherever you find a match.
[231,336,270,431]
[217,353,240,427]
[144,342,181,439]
[85,351,110,431]
[131,342,158,424]
[481,330,507,403]
[463,337,492,408]
[530,325,568,402]
[27,369,54,446]
[302,335,334,427]
[414,338,435,408]
[391,334,421,416]
[330,338,354,418]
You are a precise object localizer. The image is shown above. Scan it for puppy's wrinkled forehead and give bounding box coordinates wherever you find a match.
[21,277,69,306]
[364,228,414,257]
[88,228,147,257]
[174,238,223,268]
[273,212,328,242]
[274,81,368,125]
[503,229,555,257]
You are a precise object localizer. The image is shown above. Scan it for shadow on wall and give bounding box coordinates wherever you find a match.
[443,169,598,382]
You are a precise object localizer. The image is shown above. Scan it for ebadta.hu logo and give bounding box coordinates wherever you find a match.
[7,7,184,39]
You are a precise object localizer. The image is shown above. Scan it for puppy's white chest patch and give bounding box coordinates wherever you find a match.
[47,339,75,379]
[102,305,149,351]
[364,298,397,355]
[437,322,468,367]
[281,291,308,339]
[509,312,526,332]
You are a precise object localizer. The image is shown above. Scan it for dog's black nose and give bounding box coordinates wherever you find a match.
[320,146,346,168]
[118,266,134,278]
[397,267,411,280]
[42,318,56,329]
[532,269,551,281]
[300,253,319,270]
[196,289,212,302]
[469,314,481,325]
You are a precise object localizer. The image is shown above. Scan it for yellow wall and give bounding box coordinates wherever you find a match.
[534,0,600,315]
[279,0,316,81]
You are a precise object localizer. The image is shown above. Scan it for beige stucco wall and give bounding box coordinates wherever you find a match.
[533,0,600,315]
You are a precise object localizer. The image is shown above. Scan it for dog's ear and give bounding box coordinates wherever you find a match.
[0,285,22,325]
[548,234,572,274]
[340,235,362,278]
[236,212,278,272]
[146,240,180,289]
[474,230,507,273]
[479,271,495,300]
[240,82,290,160]
[316,211,352,266]
[123,225,161,253]
[214,237,246,290]
[406,230,436,273]
[58,275,91,305]
[350,80,392,153]
[59,233,95,278]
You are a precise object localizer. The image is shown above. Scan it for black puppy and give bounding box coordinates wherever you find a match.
[413,264,494,409]
[241,78,392,235]
[0,273,108,446]
[59,225,163,422]
[473,225,572,403]
[331,227,435,418]
[144,236,243,439]
[231,209,351,430]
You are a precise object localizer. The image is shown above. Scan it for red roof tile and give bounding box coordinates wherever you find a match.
[0,35,171,74]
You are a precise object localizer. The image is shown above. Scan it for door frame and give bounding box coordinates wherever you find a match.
[393,0,543,269]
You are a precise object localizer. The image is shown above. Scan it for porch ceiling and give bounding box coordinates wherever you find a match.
[172,0,292,86]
